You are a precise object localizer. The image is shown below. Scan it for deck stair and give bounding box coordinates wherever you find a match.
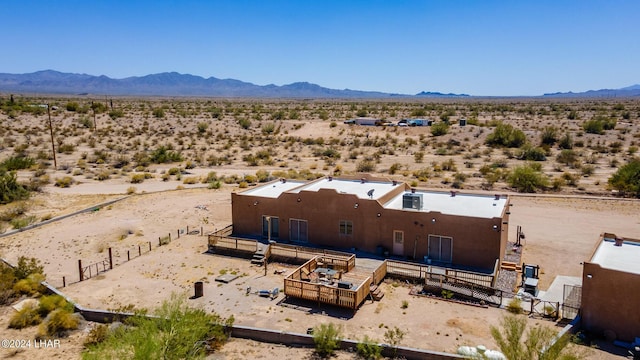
[424,275,502,306]
[500,261,522,272]
[369,284,385,301]
[251,243,269,265]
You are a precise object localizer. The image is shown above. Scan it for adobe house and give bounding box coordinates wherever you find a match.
[581,233,640,342]
[231,175,510,272]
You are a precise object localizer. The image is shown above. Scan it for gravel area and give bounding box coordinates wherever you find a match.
[495,241,523,297]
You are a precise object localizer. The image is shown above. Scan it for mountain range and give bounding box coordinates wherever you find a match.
[0,70,637,98]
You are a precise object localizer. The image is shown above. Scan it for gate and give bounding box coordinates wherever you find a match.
[562,284,581,320]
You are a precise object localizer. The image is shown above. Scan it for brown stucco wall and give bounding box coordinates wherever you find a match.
[231,184,508,272]
[581,262,640,342]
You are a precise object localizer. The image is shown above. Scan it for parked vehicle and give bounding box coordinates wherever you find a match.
[407,119,432,126]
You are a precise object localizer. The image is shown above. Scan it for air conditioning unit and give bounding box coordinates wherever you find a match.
[402,193,423,210]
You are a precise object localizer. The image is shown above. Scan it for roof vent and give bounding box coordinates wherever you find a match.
[494,194,500,200]
[392,180,397,186]
[282,178,286,183]
[614,238,623,247]
[411,188,416,194]
[328,176,333,181]
[361,178,366,184]
[450,191,457,197]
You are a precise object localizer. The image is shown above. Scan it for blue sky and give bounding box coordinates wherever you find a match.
[1,1,638,96]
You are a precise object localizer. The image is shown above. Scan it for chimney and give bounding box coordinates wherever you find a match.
[450,191,456,197]
[411,188,416,194]
[494,194,500,200]
[614,238,623,247]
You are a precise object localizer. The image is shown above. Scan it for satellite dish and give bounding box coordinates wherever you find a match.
[367,189,375,198]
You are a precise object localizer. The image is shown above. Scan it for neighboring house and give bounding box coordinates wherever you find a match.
[581,233,640,342]
[231,175,510,272]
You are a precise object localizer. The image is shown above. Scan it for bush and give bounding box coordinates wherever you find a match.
[150,146,183,164]
[507,163,549,193]
[13,273,46,296]
[506,297,523,314]
[84,324,109,346]
[1,156,35,170]
[38,308,79,337]
[485,122,526,148]
[130,174,146,184]
[9,303,42,329]
[356,335,382,360]
[313,323,342,358]
[356,160,376,173]
[182,177,198,185]
[10,215,36,229]
[430,122,449,136]
[55,176,74,188]
[0,169,30,204]
[39,295,72,317]
[517,144,546,161]
[608,158,640,197]
[540,126,558,146]
[197,122,208,134]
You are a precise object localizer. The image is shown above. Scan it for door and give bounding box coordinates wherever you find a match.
[262,216,279,240]
[428,235,453,263]
[289,219,308,242]
[392,231,404,256]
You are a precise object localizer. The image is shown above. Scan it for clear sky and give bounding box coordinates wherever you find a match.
[1,1,638,96]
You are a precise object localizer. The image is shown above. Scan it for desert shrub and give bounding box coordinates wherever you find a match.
[55,176,74,188]
[356,160,376,173]
[558,132,574,149]
[517,144,547,161]
[96,170,111,181]
[13,256,44,280]
[255,169,270,183]
[83,295,233,359]
[126,186,136,195]
[13,273,46,296]
[150,146,183,163]
[485,122,526,148]
[506,297,523,314]
[39,294,72,316]
[152,108,165,118]
[10,215,36,229]
[356,335,382,360]
[389,163,402,175]
[414,151,424,163]
[582,116,616,135]
[38,308,79,337]
[540,126,558,146]
[313,323,342,358]
[0,169,30,204]
[182,176,198,184]
[238,117,251,129]
[431,122,449,136]
[507,163,549,193]
[65,101,79,112]
[130,174,146,184]
[108,109,124,119]
[57,143,76,154]
[1,156,35,170]
[608,157,640,197]
[261,122,276,134]
[84,324,110,347]
[197,122,208,134]
[556,149,579,167]
[383,326,405,357]
[208,181,222,190]
[9,303,42,329]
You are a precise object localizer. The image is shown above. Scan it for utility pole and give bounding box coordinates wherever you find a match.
[91,101,97,131]
[47,104,57,169]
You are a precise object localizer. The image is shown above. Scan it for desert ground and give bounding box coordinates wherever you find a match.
[1,96,639,359]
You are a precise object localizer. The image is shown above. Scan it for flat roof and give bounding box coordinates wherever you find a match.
[240,180,306,198]
[384,191,507,218]
[288,178,398,200]
[590,237,640,275]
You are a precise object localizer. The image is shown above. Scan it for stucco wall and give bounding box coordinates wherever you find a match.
[232,188,507,271]
[581,262,640,342]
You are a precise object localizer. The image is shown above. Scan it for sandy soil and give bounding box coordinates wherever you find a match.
[1,184,637,359]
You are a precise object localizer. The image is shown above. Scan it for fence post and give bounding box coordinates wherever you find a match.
[159,237,162,246]
[169,233,171,241]
[187,225,189,234]
[139,245,141,256]
[148,241,151,252]
[127,250,130,261]
[108,247,113,270]
[201,227,203,236]
[177,230,180,239]
[78,259,83,282]
[63,276,66,288]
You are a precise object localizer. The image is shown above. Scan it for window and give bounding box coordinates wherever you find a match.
[339,220,353,236]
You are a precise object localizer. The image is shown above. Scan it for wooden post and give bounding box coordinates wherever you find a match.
[127,250,130,261]
[148,241,152,251]
[138,245,141,256]
[63,276,66,288]
[169,233,171,241]
[177,230,180,239]
[78,260,83,281]
[159,237,162,246]
[108,247,113,270]
[201,227,203,236]
[47,104,57,169]
[187,225,189,234]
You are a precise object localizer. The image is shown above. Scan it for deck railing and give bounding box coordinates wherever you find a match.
[386,259,495,288]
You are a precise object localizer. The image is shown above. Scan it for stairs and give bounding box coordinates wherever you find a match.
[251,243,269,265]
[370,284,385,301]
[500,261,522,272]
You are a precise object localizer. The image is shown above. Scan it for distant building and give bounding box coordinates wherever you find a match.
[231,175,510,272]
[581,233,640,342]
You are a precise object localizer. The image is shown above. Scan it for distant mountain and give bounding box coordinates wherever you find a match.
[0,70,408,98]
[543,84,640,98]
[415,91,470,97]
